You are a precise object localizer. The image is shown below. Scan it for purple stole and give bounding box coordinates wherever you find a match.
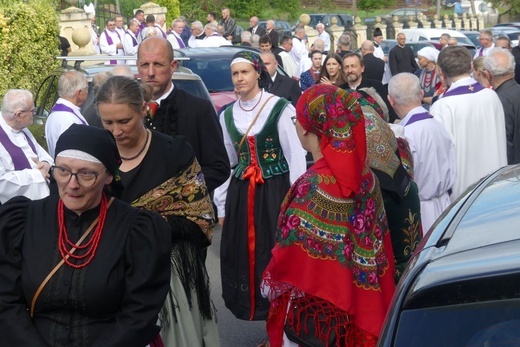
[155,25,167,39]
[442,82,484,99]
[51,103,87,125]
[0,125,37,170]
[172,33,185,48]
[103,29,122,64]
[126,30,138,47]
[404,111,432,126]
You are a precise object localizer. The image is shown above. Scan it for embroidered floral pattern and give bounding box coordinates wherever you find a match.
[276,167,391,290]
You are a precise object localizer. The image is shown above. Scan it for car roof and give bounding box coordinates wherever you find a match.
[401,165,520,308]
[400,28,469,38]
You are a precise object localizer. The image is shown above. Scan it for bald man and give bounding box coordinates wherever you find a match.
[360,40,385,82]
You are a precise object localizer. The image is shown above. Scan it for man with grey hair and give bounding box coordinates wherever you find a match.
[389,33,419,75]
[388,73,456,231]
[494,36,512,51]
[484,48,520,164]
[474,29,494,58]
[336,33,352,58]
[45,70,89,157]
[265,19,279,47]
[247,16,265,37]
[430,46,506,200]
[188,20,205,47]
[251,34,260,48]
[439,33,450,48]
[0,89,53,203]
[241,30,252,46]
[316,23,331,52]
[200,23,231,47]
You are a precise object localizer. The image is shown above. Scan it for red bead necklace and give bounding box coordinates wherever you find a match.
[57,193,108,269]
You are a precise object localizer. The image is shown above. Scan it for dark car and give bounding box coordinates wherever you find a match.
[378,164,520,347]
[460,30,481,48]
[364,8,427,26]
[494,22,520,30]
[293,13,354,30]
[258,20,292,37]
[174,46,288,111]
[34,56,212,123]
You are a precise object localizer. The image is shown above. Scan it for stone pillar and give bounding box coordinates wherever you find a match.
[453,14,462,30]
[407,15,418,30]
[416,13,429,28]
[139,1,168,33]
[469,14,477,30]
[352,17,367,51]
[432,15,443,29]
[477,14,485,30]
[443,14,451,29]
[59,6,95,55]
[393,17,404,37]
[298,14,317,47]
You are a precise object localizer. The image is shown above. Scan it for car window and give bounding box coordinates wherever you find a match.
[394,299,520,346]
[182,58,234,92]
[34,74,59,121]
[173,79,210,99]
[418,36,428,41]
[392,10,406,16]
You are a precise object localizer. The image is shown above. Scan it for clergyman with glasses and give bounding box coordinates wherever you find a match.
[0,89,53,204]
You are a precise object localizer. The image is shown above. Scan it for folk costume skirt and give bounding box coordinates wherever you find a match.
[221,173,290,320]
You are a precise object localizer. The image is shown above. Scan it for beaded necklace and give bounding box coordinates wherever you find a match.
[239,90,263,112]
[120,129,149,161]
[57,193,108,269]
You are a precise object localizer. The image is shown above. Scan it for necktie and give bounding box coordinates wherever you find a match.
[148,101,159,118]
[252,27,256,35]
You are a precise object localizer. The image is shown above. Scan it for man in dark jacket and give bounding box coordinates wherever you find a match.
[485,48,520,164]
[137,37,229,192]
[389,33,419,75]
[361,40,385,82]
[261,52,301,107]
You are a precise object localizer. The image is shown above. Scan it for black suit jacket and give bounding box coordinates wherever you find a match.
[267,29,279,47]
[247,26,266,37]
[144,87,230,192]
[268,73,301,107]
[388,45,419,75]
[362,53,385,82]
[340,78,398,123]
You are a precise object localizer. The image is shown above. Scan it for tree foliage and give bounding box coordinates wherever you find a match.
[358,0,393,14]
[489,0,520,15]
[0,0,60,98]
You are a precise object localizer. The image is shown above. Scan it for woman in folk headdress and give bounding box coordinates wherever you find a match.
[262,85,396,347]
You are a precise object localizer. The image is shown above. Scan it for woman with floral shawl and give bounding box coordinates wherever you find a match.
[262,85,396,347]
[97,76,219,347]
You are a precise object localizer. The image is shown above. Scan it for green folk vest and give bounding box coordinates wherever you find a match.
[224,98,290,180]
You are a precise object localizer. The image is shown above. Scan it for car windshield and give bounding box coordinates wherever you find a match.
[182,58,234,92]
[394,299,520,346]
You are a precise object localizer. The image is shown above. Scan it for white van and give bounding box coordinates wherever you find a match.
[399,28,475,46]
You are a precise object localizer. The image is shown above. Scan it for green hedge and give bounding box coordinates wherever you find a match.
[0,0,60,99]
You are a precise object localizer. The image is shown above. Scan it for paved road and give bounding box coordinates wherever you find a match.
[207,225,267,346]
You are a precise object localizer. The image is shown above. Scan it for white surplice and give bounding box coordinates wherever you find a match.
[430,76,507,200]
[400,106,457,233]
[0,115,53,203]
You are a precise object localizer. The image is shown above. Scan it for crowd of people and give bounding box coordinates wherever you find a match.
[1,5,520,345]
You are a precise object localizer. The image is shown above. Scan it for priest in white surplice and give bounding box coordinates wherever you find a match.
[431,46,507,200]
[0,89,53,204]
[99,18,125,65]
[389,73,457,233]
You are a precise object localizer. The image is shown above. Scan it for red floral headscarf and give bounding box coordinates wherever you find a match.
[296,85,367,197]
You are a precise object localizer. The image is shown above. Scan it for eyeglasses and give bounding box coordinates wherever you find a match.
[478,37,490,41]
[51,166,106,187]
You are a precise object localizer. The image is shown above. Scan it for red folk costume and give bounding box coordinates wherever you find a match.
[262,85,395,347]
